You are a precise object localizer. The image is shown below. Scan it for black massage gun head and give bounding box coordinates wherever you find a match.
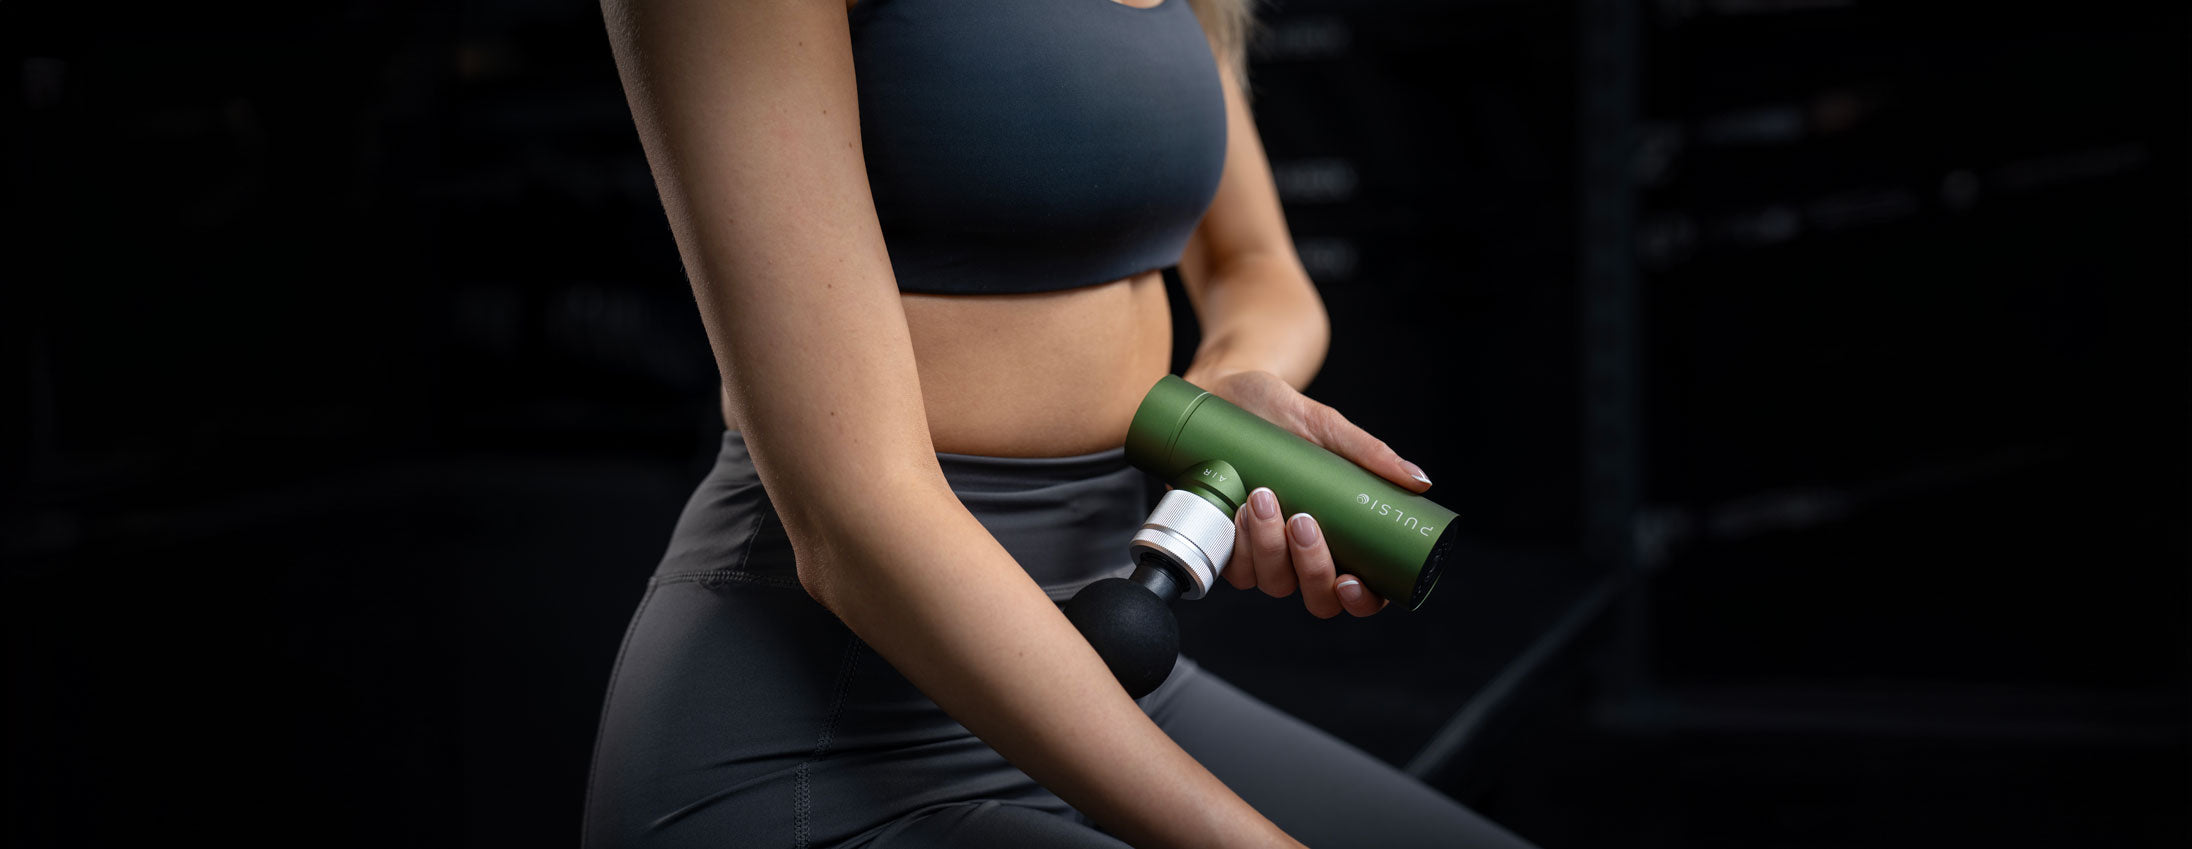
[1062,554,1183,699]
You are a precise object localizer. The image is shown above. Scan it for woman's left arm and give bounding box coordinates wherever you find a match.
[1177,55,1328,394]
[1176,49,1433,618]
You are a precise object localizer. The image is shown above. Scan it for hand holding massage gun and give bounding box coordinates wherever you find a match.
[1064,375,1459,698]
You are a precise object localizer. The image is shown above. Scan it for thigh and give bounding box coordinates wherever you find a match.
[583,574,859,849]
[587,575,1089,849]
[1145,659,1539,849]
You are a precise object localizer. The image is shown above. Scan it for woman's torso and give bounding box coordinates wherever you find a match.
[721,270,1174,458]
[724,0,1208,458]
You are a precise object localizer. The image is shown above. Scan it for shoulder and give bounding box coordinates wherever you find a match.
[1184,0,1260,85]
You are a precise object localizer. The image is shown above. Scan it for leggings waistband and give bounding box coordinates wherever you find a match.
[658,430,1152,599]
[717,428,1133,488]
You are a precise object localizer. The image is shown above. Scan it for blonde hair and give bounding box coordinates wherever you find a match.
[1186,0,1263,92]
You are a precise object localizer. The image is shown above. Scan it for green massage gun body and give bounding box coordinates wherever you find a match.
[1124,375,1455,611]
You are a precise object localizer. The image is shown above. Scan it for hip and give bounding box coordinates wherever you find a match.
[587,428,1180,846]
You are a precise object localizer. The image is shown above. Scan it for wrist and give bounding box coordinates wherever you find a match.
[1184,328,1321,392]
[1181,357,1263,389]
[1181,364,1235,388]
[1195,798,1301,849]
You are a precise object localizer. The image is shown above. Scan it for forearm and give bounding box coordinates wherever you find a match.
[800,484,1300,849]
[1181,252,1330,393]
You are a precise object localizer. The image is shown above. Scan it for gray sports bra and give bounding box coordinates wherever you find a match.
[848,0,1230,295]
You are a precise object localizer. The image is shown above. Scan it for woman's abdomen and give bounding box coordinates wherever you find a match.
[722,269,1174,457]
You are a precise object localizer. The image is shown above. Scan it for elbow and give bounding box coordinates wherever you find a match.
[775,469,958,616]
[1305,279,1331,352]
[792,550,840,612]
[784,518,877,617]
[1295,268,1332,389]
[767,495,860,613]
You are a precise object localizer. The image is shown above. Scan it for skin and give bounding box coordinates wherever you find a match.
[603,0,1433,844]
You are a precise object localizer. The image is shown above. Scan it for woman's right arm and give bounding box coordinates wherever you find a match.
[598,2,1301,847]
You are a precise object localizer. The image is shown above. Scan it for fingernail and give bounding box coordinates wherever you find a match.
[1337,577,1365,605]
[1400,460,1431,486]
[1288,513,1319,546]
[1252,487,1278,520]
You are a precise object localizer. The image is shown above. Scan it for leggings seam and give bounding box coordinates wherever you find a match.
[651,569,802,590]
[733,504,771,573]
[794,634,864,849]
[651,506,795,590]
[582,580,662,831]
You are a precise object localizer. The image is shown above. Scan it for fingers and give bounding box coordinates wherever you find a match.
[1335,572,1391,617]
[1224,503,1256,590]
[1306,404,1433,494]
[1286,513,1343,619]
[1242,487,1294,598]
[1226,485,1390,619]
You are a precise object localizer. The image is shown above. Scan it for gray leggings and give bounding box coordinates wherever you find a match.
[582,430,1536,849]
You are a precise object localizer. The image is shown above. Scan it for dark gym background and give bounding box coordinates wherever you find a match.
[6,1,2186,846]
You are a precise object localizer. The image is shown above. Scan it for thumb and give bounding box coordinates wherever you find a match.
[1307,404,1431,493]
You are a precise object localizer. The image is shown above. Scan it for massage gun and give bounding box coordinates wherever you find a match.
[1063,375,1459,698]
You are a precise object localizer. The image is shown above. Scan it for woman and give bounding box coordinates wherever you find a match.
[582,0,1538,847]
